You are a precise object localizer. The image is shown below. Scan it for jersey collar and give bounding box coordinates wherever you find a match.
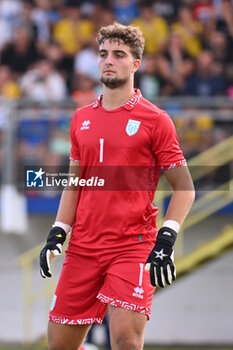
[93,89,142,110]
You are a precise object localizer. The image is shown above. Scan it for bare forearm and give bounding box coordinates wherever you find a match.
[164,166,195,226]
[55,188,78,226]
[55,160,80,226]
[165,190,195,226]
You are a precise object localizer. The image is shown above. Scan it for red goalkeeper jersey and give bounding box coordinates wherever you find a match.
[69,89,185,251]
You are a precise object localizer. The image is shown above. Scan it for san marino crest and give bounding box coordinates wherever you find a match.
[126,119,141,136]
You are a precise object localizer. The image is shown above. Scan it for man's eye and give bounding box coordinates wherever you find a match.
[99,52,106,57]
[116,54,123,58]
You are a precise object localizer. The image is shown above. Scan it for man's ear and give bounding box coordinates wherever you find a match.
[132,59,141,73]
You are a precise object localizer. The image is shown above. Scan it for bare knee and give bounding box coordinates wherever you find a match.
[113,331,143,350]
[111,324,144,350]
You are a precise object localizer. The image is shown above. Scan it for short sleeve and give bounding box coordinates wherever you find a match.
[69,111,81,162]
[151,112,186,170]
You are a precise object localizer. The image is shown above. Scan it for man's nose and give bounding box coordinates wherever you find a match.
[105,54,113,65]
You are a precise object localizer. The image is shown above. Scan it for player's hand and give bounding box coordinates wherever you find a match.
[40,226,66,278]
[145,227,177,288]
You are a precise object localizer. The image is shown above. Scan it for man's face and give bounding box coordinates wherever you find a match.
[98,39,140,89]
[198,52,213,76]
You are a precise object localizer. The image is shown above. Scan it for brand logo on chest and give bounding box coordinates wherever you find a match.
[80,120,91,130]
[126,119,141,136]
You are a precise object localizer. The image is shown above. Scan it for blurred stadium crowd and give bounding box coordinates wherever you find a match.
[0,0,233,192]
[0,0,233,102]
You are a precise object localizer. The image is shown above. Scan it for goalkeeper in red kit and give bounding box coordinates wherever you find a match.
[40,22,195,350]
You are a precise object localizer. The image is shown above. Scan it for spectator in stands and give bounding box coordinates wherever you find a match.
[43,0,62,25]
[209,0,233,61]
[0,0,23,30]
[152,0,180,24]
[1,26,41,76]
[181,0,195,6]
[30,0,52,44]
[0,13,12,50]
[185,50,226,96]
[131,1,169,54]
[93,7,115,30]
[74,35,99,82]
[16,1,52,52]
[156,33,194,95]
[192,0,214,24]
[207,31,232,75]
[71,73,98,107]
[215,0,233,39]
[52,2,95,56]
[0,65,21,99]
[206,1,233,37]
[17,2,38,43]
[0,0,232,103]
[83,3,113,32]
[172,5,203,57]
[112,0,139,25]
[44,40,74,92]
[20,59,67,101]
[136,54,160,101]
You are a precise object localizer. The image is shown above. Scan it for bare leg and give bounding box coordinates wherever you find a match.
[108,305,147,350]
[48,321,91,350]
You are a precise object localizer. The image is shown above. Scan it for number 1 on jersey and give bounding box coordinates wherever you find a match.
[99,138,104,163]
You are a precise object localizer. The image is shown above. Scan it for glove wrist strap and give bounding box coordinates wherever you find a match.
[163,220,180,233]
[156,227,177,247]
[53,221,71,234]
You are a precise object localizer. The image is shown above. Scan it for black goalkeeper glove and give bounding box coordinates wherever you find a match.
[40,226,66,278]
[145,227,177,288]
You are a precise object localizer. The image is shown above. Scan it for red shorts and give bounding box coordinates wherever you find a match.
[49,244,155,325]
